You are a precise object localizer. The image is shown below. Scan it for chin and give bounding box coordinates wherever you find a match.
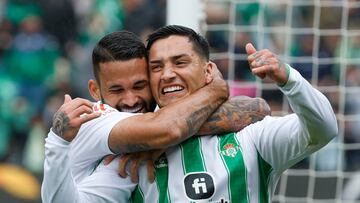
[163,98,181,107]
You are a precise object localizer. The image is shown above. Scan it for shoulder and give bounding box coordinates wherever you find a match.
[92,102,118,116]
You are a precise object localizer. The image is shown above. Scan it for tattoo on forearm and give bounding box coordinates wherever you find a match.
[52,111,70,138]
[198,97,271,135]
[186,100,221,137]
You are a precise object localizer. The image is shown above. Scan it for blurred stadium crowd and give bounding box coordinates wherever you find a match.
[0,0,359,202]
[0,0,165,201]
[205,2,360,172]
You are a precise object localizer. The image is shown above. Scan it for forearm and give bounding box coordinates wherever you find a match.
[251,66,338,172]
[197,96,271,135]
[42,131,123,203]
[42,131,81,203]
[109,83,228,154]
[281,65,338,145]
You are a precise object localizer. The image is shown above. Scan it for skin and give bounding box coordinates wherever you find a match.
[52,95,101,141]
[116,37,276,182]
[147,36,272,136]
[50,39,273,183]
[246,43,288,84]
[106,60,228,154]
[51,43,230,181]
[148,35,212,108]
[88,58,156,113]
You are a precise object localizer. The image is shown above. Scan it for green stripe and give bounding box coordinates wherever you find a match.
[181,137,206,173]
[218,133,248,203]
[90,155,106,175]
[154,154,171,203]
[131,186,144,203]
[257,151,273,203]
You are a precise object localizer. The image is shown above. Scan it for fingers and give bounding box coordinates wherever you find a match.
[119,154,141,183]
[210,61,224,80]
[59,97,98,125]
[64,94,72,104]
[147,160,155,183]
[130,159,140,183]
[207,61,228,97]
[247,49,272,64]
[246,45,288,84]
[80,111,101,123]
[119,154,131,178]
[71,105,100,124]
[118,151,159,183]
[152,149,166,160]
[61,97,94,112]
[250,65,271,77]
[103,154,116,165]
[245,43,257,56]
[247,47,275,79]
[63,105,100,128]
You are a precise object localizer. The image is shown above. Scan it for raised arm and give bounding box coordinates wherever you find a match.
[197,96,271,135]
[244,43,337,171]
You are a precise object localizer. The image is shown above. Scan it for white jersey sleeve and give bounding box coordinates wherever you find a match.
[42,103,138,203]
[70,103,137,180]
[41,132,135,203]
[242,65,338,173]
[42,131,77,202]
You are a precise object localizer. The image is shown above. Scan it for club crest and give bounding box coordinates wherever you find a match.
[220,143,240,158]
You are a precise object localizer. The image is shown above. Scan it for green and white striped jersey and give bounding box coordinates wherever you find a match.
[133,133,270,203]
[44,66,337,203]
[133,131,278,203]
[131,67,337,203]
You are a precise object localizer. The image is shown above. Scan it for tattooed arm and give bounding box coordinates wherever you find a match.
[114,95,270,183]
[108,62,228,154]
[197,96,271,135]
[52,95,100,142]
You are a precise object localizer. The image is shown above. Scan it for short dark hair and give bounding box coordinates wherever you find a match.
[92,31,147,82]
[146,25,210,61]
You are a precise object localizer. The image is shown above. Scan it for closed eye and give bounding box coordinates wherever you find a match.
[176,61,187,65]
[134,81,149,90]
[150,64,162,72]
[109,87,124,93]
[109,89,123,93]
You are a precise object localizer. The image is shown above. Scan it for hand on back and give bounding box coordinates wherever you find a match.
[52,94,101,142]
[104,149,166,183]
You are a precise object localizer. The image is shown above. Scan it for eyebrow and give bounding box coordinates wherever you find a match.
[149,54,190,64]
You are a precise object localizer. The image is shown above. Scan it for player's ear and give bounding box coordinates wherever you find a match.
[88,79,101,100]
[204,61,215,84]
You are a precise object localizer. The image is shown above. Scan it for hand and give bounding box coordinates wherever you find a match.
[246,43,289,85]
[118,149,165,183]
[103,154,117,165]
[51,94,101,142]
[207,61,229,99]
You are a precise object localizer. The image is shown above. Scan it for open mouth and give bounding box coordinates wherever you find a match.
[162,85,184,95]
[120,105,143,113]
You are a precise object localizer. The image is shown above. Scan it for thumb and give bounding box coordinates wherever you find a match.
[245,43,257,56]
[64,94,72,103]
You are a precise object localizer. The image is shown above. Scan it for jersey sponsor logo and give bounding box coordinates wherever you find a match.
[215,199,229,203]
[220,143,240,158]
[183,172,215,201]
[154,155,168,168]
